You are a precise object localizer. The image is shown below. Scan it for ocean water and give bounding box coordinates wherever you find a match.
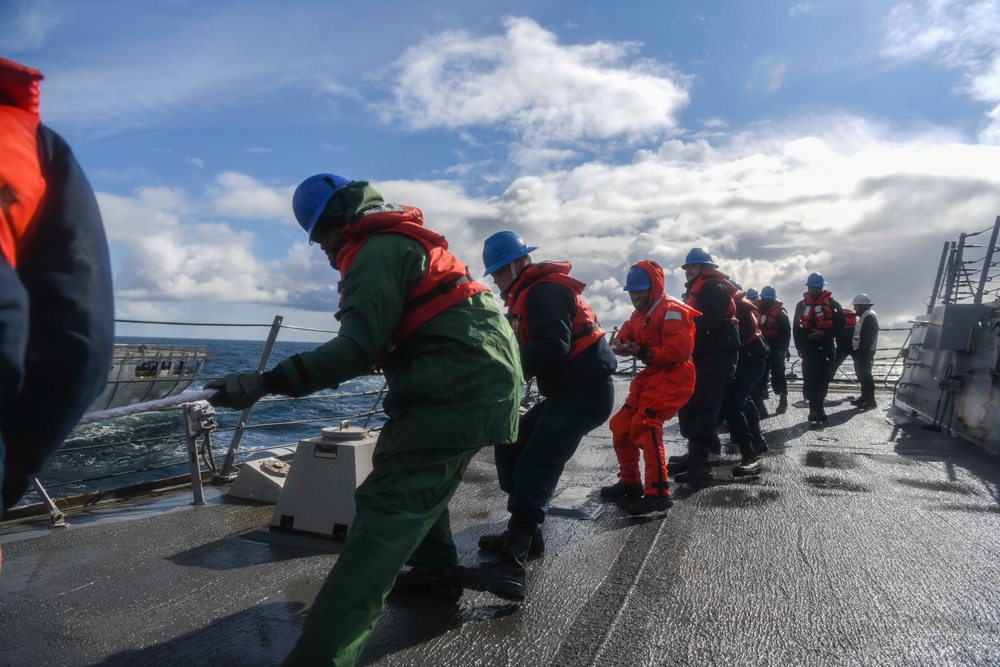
[25,337,387,504]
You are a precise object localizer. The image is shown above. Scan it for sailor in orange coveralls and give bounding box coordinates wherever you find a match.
[601,260,699,515]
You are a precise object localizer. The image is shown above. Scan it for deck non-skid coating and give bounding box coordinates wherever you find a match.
[1,381,999,667]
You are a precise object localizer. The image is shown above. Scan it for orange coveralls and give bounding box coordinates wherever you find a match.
[610,279,699,497]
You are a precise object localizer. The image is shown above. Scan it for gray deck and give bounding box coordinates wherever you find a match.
[2,378,999,667]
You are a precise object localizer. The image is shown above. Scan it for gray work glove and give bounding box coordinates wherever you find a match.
[206,371,268,411]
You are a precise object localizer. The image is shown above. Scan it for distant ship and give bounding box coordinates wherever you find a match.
[87,343,211,412]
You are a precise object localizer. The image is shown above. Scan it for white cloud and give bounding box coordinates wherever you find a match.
[479,116,1000,328]
[185,157,205,169]
[789,3,817,16]
[385,17,690,147]
[98,186,299,305]
[97,115,1000,334]
[209,172,294,221]
[882,0,1000,143]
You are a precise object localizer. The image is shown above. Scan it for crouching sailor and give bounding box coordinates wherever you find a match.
[447,232,617,602]
[602,261,698,514]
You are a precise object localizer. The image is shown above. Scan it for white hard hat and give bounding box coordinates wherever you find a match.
[853,293,873,306]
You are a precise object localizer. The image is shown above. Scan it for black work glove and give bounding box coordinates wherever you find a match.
[206,371,268,410]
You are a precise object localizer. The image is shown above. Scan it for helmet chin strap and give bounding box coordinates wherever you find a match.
[508,261,521,284]
[498,260,524,302]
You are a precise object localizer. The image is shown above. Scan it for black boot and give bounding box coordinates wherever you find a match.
[857,386,877,409]
[733,455,763,477]
[391,568,463,602]
[732,440,762,477]
[600,481,644,498]
[775,393,788,414]
[668,454,689,476]
[807,399,820,422]
[668,445,691,475]
[627,494,673,515]
[448,512,537,601]
[674,437,713,486]
[478,526,545,558]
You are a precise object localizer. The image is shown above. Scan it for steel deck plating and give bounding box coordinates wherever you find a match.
[1,378,998,667]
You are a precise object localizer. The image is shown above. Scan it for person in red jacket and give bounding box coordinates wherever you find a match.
[601,261,698,514]
[1,58,114,526]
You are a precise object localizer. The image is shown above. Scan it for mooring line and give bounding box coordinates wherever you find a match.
[78,389,218,425]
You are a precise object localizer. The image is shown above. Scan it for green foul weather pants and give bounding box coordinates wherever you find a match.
[282,445,479,667]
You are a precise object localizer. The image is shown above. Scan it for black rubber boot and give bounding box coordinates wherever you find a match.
[668,445,691,475]
[600,482,644,498]
[448,512,537,601]
[674,437,713,486]
[775,393,788,414]
[478,527,545,559]
[627,495,673,515]
[391,568,463,602]
[857,386,877,409]
[733,455,763,477]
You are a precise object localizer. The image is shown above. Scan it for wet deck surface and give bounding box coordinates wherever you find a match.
[2,378,999,666]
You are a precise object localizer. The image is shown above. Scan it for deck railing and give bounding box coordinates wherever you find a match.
[11,315,389,522]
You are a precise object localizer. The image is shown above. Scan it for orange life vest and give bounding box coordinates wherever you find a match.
[758,300,787,339]
[733,290,763,346]
[0,58,46,268]
[507,261,605,361]
[684,269,739,324]
[800,290,835,330]
[843,308,857,330]
[336,205,489,355]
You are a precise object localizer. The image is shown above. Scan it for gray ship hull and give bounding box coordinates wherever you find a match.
[88,344,210,412]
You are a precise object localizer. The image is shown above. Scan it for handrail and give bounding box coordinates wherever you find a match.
[19,314,389,518]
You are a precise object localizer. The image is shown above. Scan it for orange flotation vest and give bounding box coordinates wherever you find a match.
[684,269,739,324]
[507,261,605,361]
[336,205,489,355]
[0,58,46,269]
[758,300,787,340]
[843,308,858,330]
[800,290,836,330]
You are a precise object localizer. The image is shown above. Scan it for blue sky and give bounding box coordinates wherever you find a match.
[4,0,1000,342]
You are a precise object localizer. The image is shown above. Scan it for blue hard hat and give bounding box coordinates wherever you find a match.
[623,265,652,291]
[805,272,826,287]
[682,247,717,269]
[760,285,777,299]
[292,173,353,240]
[729,279,743,291]
[482,231,537,276]
[746,288,759,300]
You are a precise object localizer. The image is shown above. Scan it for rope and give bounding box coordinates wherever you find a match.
[78,389,218,425]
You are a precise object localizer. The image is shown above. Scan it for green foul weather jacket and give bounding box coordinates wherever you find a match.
[272,232,522,452]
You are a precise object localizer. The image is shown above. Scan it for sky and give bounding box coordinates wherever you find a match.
[4,0,1000,344]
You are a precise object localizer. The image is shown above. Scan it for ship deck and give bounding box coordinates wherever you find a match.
[2,376,999,667]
